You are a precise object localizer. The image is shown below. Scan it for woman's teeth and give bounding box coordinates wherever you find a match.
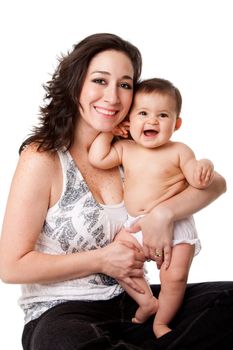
[95,107,117,116]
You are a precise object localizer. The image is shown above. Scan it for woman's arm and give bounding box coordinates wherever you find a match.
[157,171,226,220]
[128,171,226,266]
[0,146,145,292]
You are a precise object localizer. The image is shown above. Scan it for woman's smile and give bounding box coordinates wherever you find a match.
[94,106,119,118]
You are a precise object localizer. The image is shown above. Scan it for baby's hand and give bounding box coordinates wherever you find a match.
[112,121,130,138]
[194,159,214,187]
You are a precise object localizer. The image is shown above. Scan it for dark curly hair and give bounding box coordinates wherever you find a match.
[19,33,142,153]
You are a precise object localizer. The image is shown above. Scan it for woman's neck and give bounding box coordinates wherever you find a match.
[73,119,99,152]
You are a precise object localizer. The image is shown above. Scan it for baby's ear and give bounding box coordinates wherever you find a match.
[175,117,182,131]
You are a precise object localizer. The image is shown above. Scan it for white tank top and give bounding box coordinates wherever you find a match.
[19,150,127,323]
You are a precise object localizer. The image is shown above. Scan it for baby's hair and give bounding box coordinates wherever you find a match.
[135,78,182,117]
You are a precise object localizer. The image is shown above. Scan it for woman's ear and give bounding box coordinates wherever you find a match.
[175,117,182,131]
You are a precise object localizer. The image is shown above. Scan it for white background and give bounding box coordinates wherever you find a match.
[0,1,232,348]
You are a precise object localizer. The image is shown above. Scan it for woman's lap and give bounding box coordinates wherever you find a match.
[154,281,233,349]
[22,281,233,350]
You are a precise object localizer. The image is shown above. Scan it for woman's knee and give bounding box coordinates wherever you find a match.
[30,318,98,349]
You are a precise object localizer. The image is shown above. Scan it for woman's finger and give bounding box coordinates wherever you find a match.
[119,240,145,262]
[119,277,145,294]
[163,245,172,269]
[153,253,164,269]
[125,222,141,233]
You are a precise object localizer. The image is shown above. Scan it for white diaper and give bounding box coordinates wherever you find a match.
[125,214,201,256]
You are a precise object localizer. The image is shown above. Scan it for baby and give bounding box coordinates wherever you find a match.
[89,78,214,338]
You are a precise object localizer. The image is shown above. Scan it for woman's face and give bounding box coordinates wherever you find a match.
[79,50,134,132]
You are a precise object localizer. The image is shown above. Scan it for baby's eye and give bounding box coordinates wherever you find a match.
[120,82,132,90]
[159,113,168,118]
[139,111,147,117]
[92,79,106,85]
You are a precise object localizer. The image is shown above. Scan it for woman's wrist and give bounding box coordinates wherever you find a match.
[149,204,174,224]
[92,247,106,274]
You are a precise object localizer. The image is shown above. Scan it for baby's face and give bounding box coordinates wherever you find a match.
[129,92,179,148]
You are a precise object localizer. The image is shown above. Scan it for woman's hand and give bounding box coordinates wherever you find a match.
[100,240,146,293]
[127,207,174,269]
[126,172,226,270]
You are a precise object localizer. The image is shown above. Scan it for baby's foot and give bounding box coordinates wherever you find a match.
[132,296,158,323]
[153,323,172,338]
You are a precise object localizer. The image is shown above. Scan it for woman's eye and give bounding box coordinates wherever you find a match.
[92,79,106,85]
[120,83,132,89]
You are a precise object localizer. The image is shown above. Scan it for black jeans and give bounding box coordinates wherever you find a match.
[22,282,233,350]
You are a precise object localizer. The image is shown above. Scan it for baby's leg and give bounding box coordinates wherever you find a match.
[115,228,158,323]
[153,243,195,338]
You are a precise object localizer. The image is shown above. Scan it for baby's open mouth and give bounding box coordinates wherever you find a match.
[143,130,159,136]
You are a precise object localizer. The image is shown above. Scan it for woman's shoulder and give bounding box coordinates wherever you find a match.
[20,143,58,161]
[7,145,60,209]
[19,143,59,176]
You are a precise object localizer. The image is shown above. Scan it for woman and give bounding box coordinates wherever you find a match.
[0,33,232,350]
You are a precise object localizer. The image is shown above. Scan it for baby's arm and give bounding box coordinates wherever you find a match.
[179,143,214,189]
[88,132,124,169]
[193,158,214,187]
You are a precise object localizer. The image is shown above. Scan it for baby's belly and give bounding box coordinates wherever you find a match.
[124,180,187,216]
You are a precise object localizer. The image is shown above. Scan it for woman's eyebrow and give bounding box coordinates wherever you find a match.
[91,71,133,80]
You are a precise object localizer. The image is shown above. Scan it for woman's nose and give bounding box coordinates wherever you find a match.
[104,85,119,104]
